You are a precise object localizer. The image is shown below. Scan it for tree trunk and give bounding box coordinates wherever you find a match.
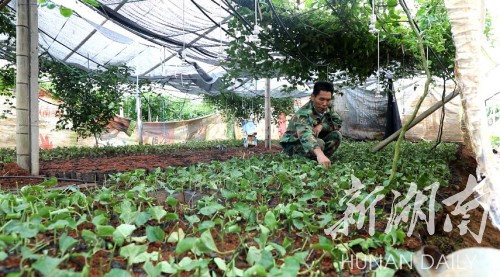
[444,0,500,227]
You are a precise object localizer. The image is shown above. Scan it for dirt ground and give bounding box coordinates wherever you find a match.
[1,143,499,253]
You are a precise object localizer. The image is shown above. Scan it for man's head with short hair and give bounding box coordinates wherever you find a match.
[311,81,334,113]
[312,81,334,96]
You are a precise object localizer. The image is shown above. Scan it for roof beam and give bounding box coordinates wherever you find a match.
[138,20,228,77]
[62,0,128,61]
[0,0,12,10]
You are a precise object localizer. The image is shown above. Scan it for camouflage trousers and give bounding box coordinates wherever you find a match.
[282,131,342,159]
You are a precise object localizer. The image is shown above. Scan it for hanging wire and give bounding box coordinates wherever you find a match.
[265,0,326,67]
[370,0,382,98]
[218,0,223,61]
[376,31,381,97]
[181,0,186,60]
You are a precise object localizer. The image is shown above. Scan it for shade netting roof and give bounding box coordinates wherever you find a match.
[3,0,311,98]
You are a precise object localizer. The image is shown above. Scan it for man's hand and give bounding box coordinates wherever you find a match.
[313,124,322,137]
[313,148,331,168]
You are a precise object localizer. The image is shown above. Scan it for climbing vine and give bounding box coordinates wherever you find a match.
[224,0,454,89]
[0,7,16,119]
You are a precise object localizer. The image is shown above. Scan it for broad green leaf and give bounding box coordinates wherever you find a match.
[32,256,63,276]
[185,214,200,224]
[292,219,304,230]
[0,235,15,244]
[291,211,303,218]
[384,246,413,267]
[119,211,138,225]
[225,224,241,233]
[198,220,215,232]
[113,224,136,246]
[269,242,287,256]
[196,230,219,253]
[47,219,70,230]
[164,212,179,221]
[259,250,274,270]
[39,177,58,187]
[148,206,167,222]
[131,236,148,243]
[264,211,277,231]
[355,253,379,263]
[243,264,267,276]
[311,236,333,252]
[59,6,73,17]
[97,225,115,237]
[348,238,365,247]
[245,191,257,201]
[372,266,396,277]
[292,251,308,264]
[198,203,224,216]
[158,261,177,274]
[317,214,333,227]
[119,243,148,265]
[143,260,161,277]
[175,237,197,254]
[167,228,185,243]
[92,214,109,225]
[134,211,151,226]
[221,189,238,200]
[132,251,156,264]
[281,256,301,276]
[59,233,78,254]
[81,229,98,244]
[0,251,7,261]
[21,246,39,259]
[227,265,244,277]
[176,256,210,271]
[387,0,398,8]
[255,224,269,249]
[166,196,178,207]
[214,257,227,271]
[246,246,261,266]
[230,170,243,178]
[146,225,165,243]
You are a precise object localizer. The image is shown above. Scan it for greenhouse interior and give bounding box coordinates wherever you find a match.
[1,0,500,276]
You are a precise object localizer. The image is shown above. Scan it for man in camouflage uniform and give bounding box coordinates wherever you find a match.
[280,81,342,168]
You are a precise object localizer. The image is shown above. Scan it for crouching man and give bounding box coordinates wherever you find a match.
[280,81,342,168]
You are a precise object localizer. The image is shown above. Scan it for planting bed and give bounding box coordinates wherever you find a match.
[0,140,499,276]
[1,143,282,188]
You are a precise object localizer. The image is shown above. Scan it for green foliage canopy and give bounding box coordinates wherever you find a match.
[0,7,16,119]
[120,92,216,122]
[205,91,294,123]
[39,58,133,142]
[223,0,454,89]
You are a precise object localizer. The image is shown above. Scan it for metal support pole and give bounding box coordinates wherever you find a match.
[16,0,39,175]
[265,78,271,149]
[136,75,143,145]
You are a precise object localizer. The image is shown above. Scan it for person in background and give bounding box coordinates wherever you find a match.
[277,112,287,138]
[280,81,342,168]
[241,119,257,147]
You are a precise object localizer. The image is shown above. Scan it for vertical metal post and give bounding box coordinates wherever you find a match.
[265,78,271,149]
[16,0,39,175]
[136,75,143,145]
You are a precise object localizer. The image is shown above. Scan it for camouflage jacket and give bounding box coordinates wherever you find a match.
[280,100,342,154]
